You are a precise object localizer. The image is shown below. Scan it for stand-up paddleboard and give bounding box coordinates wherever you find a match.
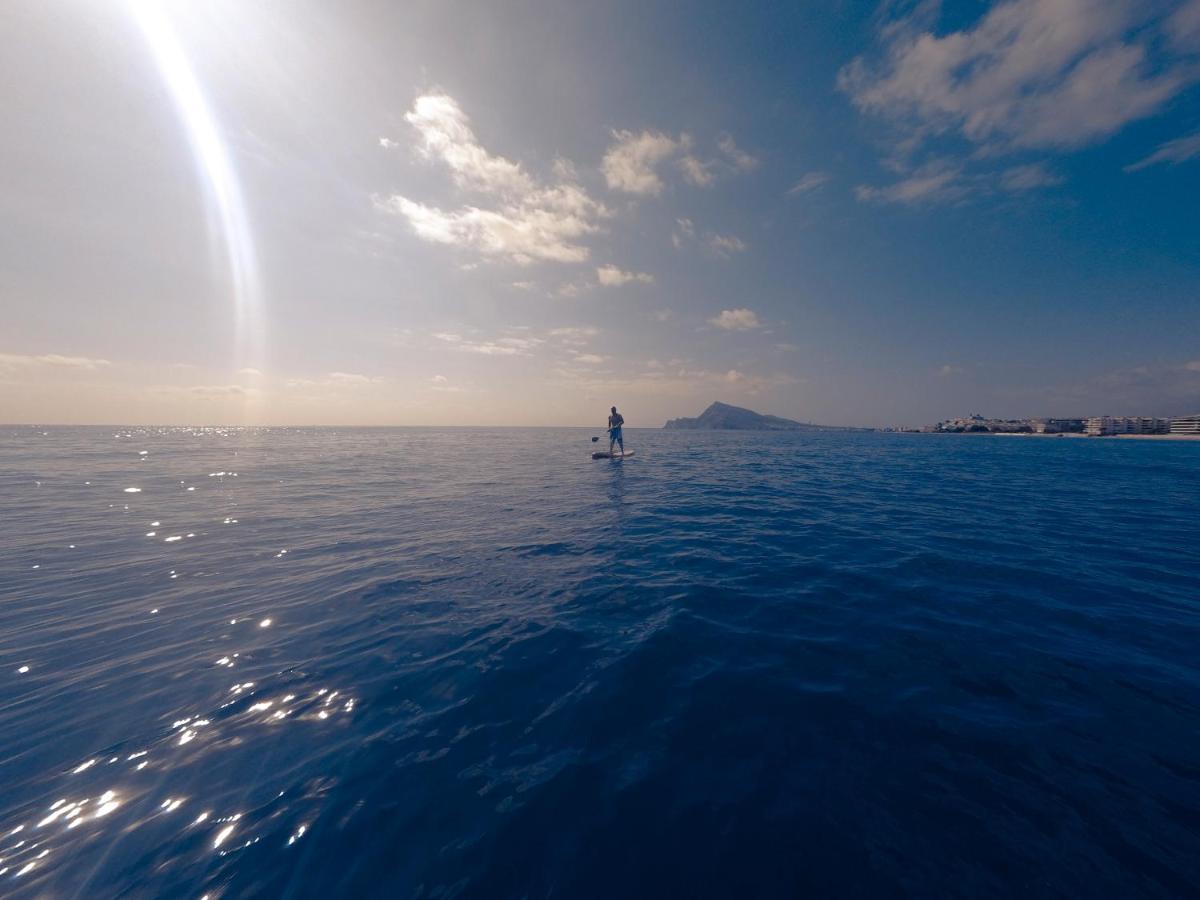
[592,449,636,460]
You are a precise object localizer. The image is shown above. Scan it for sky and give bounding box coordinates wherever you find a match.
[1,0,1199,427]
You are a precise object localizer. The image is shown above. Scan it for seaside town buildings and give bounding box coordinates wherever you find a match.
[1083,416,1171,436]
[1033,418,1086,434]
[1171,414,1200,435]
[927,413,1197,435]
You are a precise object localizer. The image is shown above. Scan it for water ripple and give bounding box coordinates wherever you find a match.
[1,426,1198,897]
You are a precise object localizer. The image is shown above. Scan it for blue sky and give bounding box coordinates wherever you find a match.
[1,0,1198,425]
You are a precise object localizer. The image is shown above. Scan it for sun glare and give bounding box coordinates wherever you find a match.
[126,0,265,404]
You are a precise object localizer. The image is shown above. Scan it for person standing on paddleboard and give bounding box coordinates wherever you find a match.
[608,406,625,456]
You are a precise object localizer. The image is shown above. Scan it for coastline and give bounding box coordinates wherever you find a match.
[982,432,1200,442]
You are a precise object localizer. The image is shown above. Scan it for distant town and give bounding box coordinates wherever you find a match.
[897,413,1200,436]
[664,402,1200,437]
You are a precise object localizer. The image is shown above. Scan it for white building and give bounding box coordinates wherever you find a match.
[1170,414,1200,435]
[1085,416,1171,436]
[1032,418,1084,434]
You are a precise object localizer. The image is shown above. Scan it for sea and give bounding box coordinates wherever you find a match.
[1,425,1198,898]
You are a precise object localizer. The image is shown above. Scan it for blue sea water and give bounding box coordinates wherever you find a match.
[1,425,1198,898]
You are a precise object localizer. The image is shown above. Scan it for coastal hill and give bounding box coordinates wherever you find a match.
[664,401,854,431]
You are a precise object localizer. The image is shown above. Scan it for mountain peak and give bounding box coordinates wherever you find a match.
[665,402,808,431]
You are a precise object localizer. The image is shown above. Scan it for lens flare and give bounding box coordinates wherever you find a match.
[127,1,265,410]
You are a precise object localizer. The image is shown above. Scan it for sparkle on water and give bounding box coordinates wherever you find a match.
[1,425,1198,897]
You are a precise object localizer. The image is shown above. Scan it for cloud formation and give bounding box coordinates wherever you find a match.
[404,94,533,195]
[378,94,608,264]
[1168,0,1200,51]
[840,0,1196,154]
[548,326,599,346]
[433,331,544,356]
[602,129,756,194]
[710,308,761,330]
[708,234,748,257]
[1001,163,1064,191]
[671,217,695,249]
[284,372,383,389]
[1125,130,1200,171]
[0,352,111,371]
[856,158,968,204]
[596,264,654,287]
[678,153,715,187]
[717,134,759,171]
[786,171,830,195]
[602,130,682,195]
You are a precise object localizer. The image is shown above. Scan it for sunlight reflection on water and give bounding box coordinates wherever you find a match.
[2,425,1199,897]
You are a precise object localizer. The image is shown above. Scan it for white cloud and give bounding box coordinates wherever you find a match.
[428,374,467,393]
[378,94,608,265]
[601,130,682,195]
[856,159,967,205]
[432,325,602,364]
[717,134,758,171]
[678,155,714,187]
[1168,0,1200,50]
[327,371,376,385]
[549,326,599,346]
[149,383,255,399]
[1001,163,1064,191]
[285,372,382,389]
[379,137,398,149]
[376,185,605,265]
[840,0,1196,154]
[432,331,543,356]
[710,308,761,330]
[708,233,747,257]
[938,364,964,377]
[596,264,654,287]
[602,130,755,193]
[556,279,594,298]
[0,352,111,371]
[671,217,695,249]
[786,171,831,195]
[193,384,248,396]
[1125,130,1200,171]
[237,367,262,376]
[673,221,746,259]
[404,94,532,195]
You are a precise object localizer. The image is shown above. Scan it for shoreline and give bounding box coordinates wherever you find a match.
[970,431,1200,442]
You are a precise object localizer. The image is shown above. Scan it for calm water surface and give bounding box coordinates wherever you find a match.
[1,426,1198,898]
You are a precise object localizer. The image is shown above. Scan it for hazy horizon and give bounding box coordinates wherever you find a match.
[3,0,1199,428]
